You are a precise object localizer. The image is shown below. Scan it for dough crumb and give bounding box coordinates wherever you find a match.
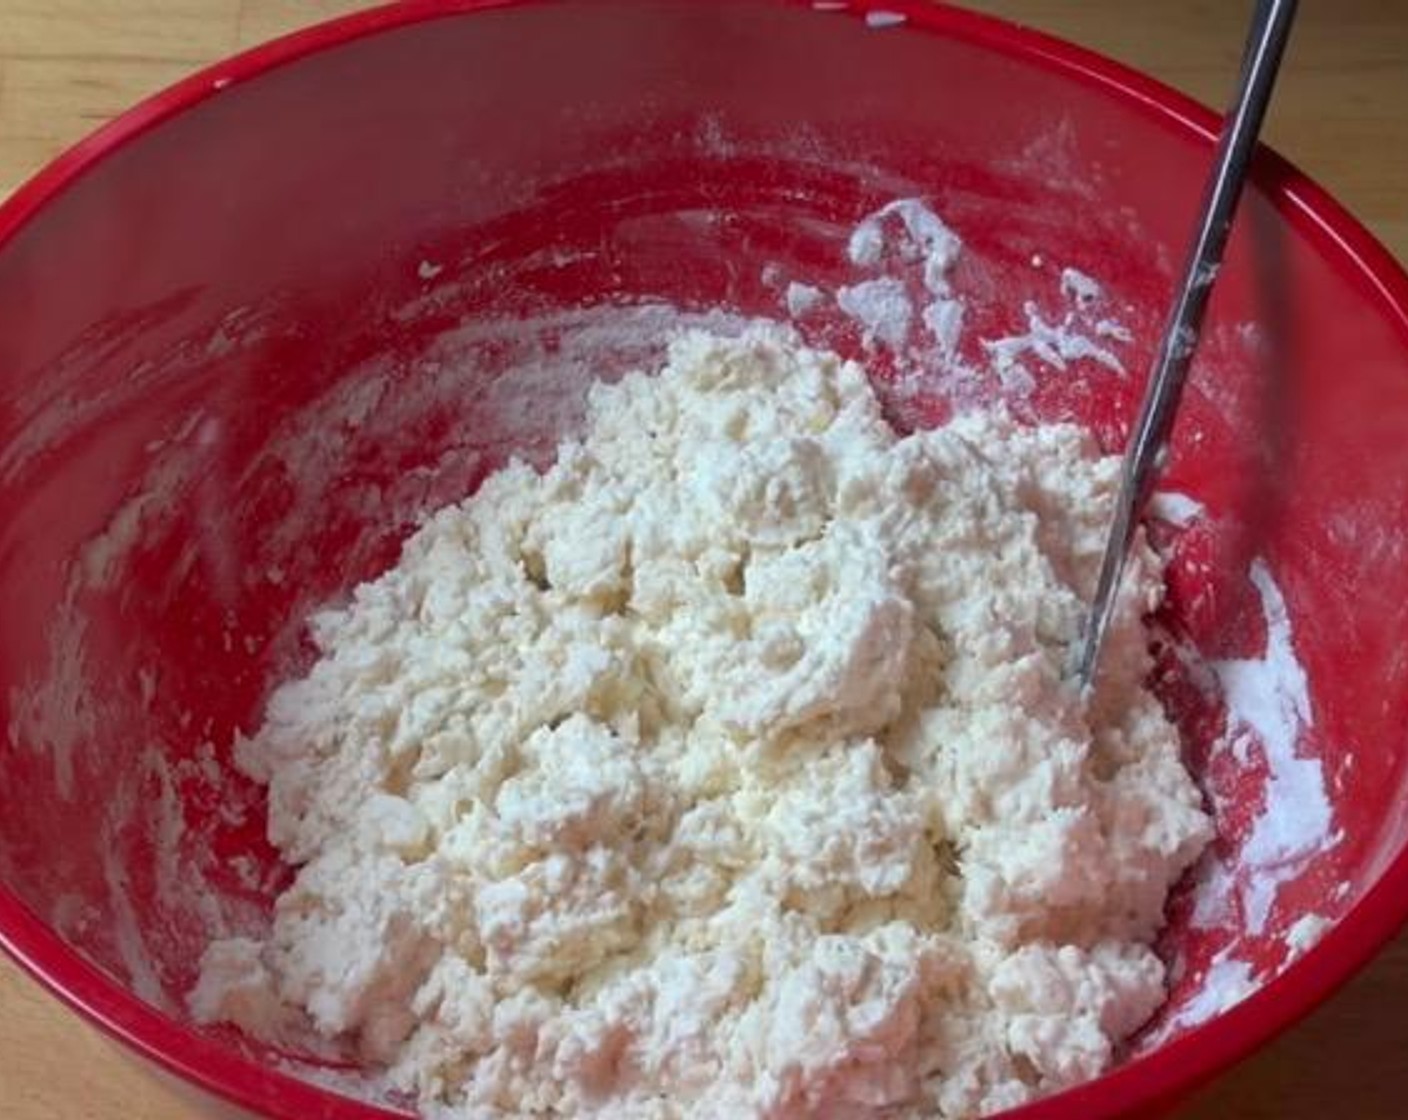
[194,329,1211,1118]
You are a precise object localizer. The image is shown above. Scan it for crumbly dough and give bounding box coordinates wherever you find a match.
[192,329,1212,1119]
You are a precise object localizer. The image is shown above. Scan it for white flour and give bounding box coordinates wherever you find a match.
[1146,491,1204,529]
[1210,561,1335,935]
[192,329,1212,1119]
[835,277,912,348]
[783,282,825,319]
[1140,556,1339,1044]
[864,9,907,29]
[982,302,1127,380]
[1147,949,1257,1045]
[1284,913,1333,958]
[1146,556,1341,1038]
[839,198,967,358]
[846,198,962,295]
[807,197,1133,395]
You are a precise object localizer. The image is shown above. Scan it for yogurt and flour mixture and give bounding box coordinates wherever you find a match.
[193,329,1211,1119]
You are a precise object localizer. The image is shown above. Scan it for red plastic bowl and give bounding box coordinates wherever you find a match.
[3,2,1408,1118]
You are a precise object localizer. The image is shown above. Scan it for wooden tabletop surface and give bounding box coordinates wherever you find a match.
[2,2,1406,1117]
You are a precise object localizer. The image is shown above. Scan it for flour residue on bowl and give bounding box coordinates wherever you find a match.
[840,197,967,355]
[982,295,1128,381]
[1213,560,1335,934]
[865,9,907,29]
[1151,947,1258,1043]
[1141,557,1340,1045]
[770,196,1135,410]
[1147,490,1205,529]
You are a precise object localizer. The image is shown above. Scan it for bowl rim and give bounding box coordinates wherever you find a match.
[2,2,1407,1118]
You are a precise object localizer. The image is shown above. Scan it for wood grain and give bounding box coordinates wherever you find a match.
[2,2,1406,1116]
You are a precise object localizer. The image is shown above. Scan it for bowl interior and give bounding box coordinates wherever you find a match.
[2,3,1407,1117]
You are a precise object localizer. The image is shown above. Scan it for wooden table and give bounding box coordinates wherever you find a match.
[2,2,1405,1116]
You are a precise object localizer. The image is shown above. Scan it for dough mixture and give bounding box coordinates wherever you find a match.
[192,329,1212,1118]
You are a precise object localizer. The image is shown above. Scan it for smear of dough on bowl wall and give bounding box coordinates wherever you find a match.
[6,193,1342,1118]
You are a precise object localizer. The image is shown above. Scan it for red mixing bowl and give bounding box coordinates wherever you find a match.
[3,2,1408,1118]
